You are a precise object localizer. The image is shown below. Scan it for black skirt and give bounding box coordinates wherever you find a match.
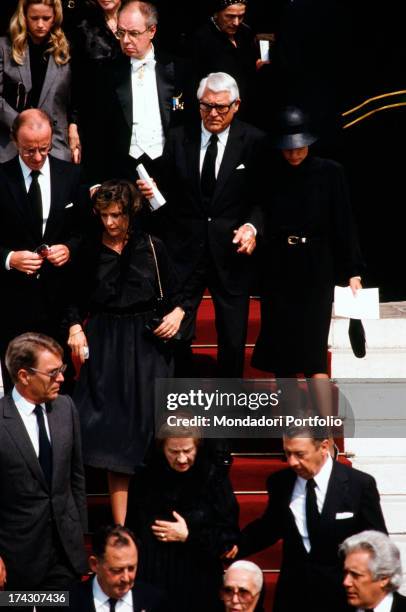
[73,310,173,473]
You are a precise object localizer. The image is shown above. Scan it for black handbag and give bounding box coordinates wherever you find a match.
[348,318,366,358]
[145,236,182,340]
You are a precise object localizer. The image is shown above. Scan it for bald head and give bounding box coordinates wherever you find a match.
[12,110,53,171]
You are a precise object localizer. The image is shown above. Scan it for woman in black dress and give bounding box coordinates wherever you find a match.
[253,107,364,381]
[66,180,185,524]
[126,425,240,612]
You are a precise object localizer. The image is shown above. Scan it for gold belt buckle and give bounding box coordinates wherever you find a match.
[287,235,299,245]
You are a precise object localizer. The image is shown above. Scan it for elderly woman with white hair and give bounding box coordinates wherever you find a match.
[221,560,265,611]
[340,530,406,611]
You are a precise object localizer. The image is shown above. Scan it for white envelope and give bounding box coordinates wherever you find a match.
[336,511,354,520]
[236,163,245,170]
[334,286,380,319]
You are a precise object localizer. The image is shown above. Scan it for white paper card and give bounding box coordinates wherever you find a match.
[334,286,380,319]
[259,40,270,61]
[136,163,166,211]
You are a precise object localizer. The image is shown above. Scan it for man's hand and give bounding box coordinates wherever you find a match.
[0,556,7,589]
[46,244,70,266]
[151,511,189,543]
[10,250,43,274]
[136,178,156,200]
[232,224,256,255]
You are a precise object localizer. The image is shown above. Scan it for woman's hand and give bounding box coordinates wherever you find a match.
[222,544,239,560]
[67,324,88,364]
[0,556,6,589]
[349,276,362,295]
[151,511,189,543]
[153,307,185,340]
[68,123,82,164]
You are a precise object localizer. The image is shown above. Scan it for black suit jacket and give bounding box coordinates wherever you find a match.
[0,393,87,588]
[157,119,266,295]
[0,155,86,346]
[101,48,190,181]
[70,576,168,612]
[241,461,387,612]
[391,592,406,612]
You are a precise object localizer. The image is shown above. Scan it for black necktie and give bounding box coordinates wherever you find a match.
[306,478,320,548]
[201,134,218,206]
[28,170,43,241]
[108,598,118,612]
[34,404,52,488]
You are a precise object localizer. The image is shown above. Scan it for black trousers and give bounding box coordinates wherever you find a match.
[176,257,250,378]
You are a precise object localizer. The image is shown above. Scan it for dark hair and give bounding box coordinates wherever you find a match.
[92,179,144,222]
[11,108,53,141]
[92,525,138,560]
[283,425,330,444]
[5,332,63,383]
[155,411,202,450]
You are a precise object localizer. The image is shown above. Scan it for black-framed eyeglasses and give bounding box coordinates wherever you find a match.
[20,144,52,158]
[115,26,150,40]
[199,100,236,115]
[220,586,259,603]
[28,364,67,380]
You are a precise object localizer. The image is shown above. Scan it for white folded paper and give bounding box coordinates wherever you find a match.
[334,286,380,319]
[259,40,270,62]
[136,163,166,211]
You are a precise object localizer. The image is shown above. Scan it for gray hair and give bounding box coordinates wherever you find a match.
[197,72,240,101]
[340,531,403,592]
[224,560,264,592]
[119,1,158,27]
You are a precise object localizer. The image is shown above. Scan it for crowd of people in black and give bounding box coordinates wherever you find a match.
[0,1,404,611]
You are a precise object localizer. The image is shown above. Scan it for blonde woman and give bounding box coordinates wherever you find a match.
[0,0,80,162]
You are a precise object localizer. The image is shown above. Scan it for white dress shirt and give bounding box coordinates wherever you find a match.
[12,387,51,457]
[290,454,333,552]
[199,123,230,177]
[93,576,134,612]
[356,592,393,612]
[129,46,164,160]
[5,156,51,270]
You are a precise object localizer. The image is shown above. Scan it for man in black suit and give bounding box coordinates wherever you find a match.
[238,428,387,612]
[0,108,86,392]
[0,332,87,595]
[138,71,266,377]
[341,530,406,612]
[70,525,167,611]
[99,0,189,184]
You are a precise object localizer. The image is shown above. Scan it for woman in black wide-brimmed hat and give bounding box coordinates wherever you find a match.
[252,106,364,380]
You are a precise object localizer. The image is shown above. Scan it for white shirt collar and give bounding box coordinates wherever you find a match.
[356,592,393,612]
[201,122,230,148]
[19,155,50,181]
[131,44,155,70]
[93,577,133,610]
[296,453,333,494]
[12,386,42,416]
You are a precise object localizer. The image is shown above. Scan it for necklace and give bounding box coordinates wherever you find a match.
[103,232,127,254]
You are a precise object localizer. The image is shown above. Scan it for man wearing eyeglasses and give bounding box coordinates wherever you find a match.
[0,332,87,600]
[0,108,87,392]
[138,71,266,377]
[221,560,263,611]
[99,0,189,184]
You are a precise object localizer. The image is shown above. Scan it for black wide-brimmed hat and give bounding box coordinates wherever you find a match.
[273,106,318,149]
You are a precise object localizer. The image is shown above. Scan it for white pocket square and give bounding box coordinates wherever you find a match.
[236,163,245,170]
[336,512,354,520]
[65,202,74,208]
